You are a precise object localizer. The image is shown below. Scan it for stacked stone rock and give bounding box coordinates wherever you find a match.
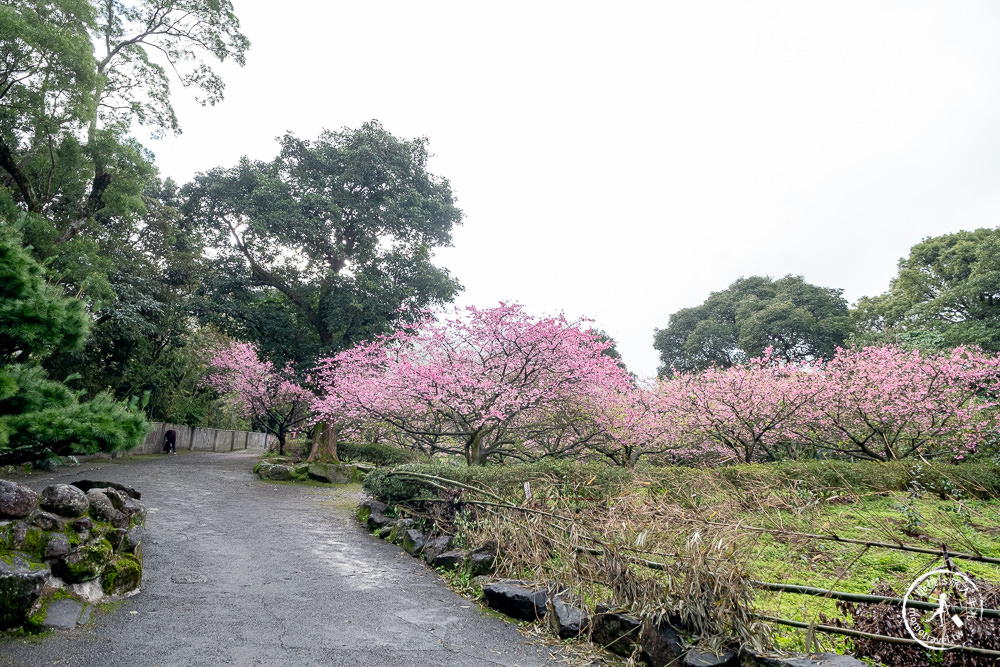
[253,459,362,484]
[358,499,499,576]
[0,479,146,629]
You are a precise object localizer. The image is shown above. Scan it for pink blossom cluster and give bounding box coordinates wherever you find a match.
[312,303,644,465]
[654,345,1000,463]
[211,305,1000,467]
[204,341,314,452]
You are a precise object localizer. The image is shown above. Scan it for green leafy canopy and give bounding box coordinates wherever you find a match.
[654,275,853,376]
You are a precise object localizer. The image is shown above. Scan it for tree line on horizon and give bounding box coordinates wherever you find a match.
[654,227,1000,377]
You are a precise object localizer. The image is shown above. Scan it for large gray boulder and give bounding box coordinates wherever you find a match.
[592,607,643,658]
[44,533,71,559]
[308,463,357,484]
[358,500,392,532]
[0,554,49,628]
[640,617,687,666]
[422,535,453,564]
[0,480,38,519]
[260,463,295,481]
[86,490,128,528]
[401,529,426,555]
[468,540,497,576]
[100,486,129,511]
[429,548,467,569]
[39,484,89,518]
[547,594,590,639]
[482,580,551,622]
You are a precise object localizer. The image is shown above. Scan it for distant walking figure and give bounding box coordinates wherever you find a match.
[163,429,177,454]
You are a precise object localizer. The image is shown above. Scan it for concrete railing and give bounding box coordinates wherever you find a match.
[137,422,276,454]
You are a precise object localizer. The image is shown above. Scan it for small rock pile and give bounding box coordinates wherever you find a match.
[357,498,865,667]
[0,478,146,630]
[358,499,496,575]
[254,459,363,484]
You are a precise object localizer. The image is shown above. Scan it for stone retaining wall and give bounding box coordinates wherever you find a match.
[0,478,147,630]
[137,422,275,455]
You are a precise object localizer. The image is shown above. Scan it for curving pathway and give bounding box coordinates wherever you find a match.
[0,452,575,666]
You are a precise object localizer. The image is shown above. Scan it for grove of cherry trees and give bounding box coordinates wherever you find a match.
[207,303,1000,467]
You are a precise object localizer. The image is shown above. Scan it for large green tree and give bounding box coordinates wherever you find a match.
[183,121,464,366]
[40,177,225,424]
[853,227,1000,351]
[0,1,248,425]
[654,275,853,376]
[0,219,147,464]
[0,0,248,237]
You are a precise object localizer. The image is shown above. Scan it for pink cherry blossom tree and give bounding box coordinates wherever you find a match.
[313,303,637,465]
[204,341,315,455]
[792,345,1000,461]
[651,345,1000,464]
[654,351,821,464]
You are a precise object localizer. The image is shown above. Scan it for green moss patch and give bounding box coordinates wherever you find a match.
[101,555,141,595]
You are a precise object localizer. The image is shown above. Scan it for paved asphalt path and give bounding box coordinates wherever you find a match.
[0,452,574,666]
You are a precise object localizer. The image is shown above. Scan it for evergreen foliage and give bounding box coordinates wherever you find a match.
[0,222,147,464]
[0,220,89,363]
[654,275,853,376]
[853,227,1000,351]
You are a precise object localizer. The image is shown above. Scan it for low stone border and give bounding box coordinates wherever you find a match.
[253,459,369,484]
[357,499,864,667]
[1,478,146,631]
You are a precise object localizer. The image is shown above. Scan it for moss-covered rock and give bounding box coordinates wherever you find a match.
[0,554,49,628]
[308,463,359,484]
[101,555,142,596]
[54,539,113,583]
[16,525,49,561]
[387,519,415,544]
[86,491,127,528]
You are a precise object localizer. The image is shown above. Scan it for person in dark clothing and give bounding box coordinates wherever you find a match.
[163,429,177,454]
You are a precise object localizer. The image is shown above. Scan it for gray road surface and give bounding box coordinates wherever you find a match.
[0,452,573,666]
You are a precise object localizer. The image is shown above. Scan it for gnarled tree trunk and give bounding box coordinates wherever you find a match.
[307,420,339,462]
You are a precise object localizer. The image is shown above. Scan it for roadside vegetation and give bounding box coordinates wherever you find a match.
[362,458,1000,662]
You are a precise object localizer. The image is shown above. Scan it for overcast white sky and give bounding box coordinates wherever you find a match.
[149,1,1000,378]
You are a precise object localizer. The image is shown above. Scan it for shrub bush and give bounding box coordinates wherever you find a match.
[362,459,636,503]
[337,441,428,466]
[361,458,1000,504]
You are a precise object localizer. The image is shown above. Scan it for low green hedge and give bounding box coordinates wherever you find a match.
[337,441,428,466]
[362,459,635,504]
[361,458,1000,504]
[711,459,1000,499]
